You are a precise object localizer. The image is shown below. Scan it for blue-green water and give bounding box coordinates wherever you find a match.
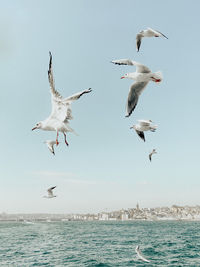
[0,221,200,266]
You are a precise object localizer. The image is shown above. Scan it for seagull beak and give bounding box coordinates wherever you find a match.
[32,127,37,131]
[121,76,125,79]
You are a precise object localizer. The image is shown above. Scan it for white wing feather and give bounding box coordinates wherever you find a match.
[48,52,92,123]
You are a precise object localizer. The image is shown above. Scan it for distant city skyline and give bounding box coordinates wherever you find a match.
[1,203,200,222]
[1,0,200,213]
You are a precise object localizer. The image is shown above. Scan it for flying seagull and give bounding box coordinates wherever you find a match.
[136,27,168,52]
[130,120,157,142]
[149,149,157,162]
[111,59,162,117]
[32,52,92,146]
[43,186,57,198]
[135,245,150,263]
[44,140,57,155]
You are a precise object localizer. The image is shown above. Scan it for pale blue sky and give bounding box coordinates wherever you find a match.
[0,0,200,213]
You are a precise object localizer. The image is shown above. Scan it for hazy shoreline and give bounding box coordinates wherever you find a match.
[1,204,200,222]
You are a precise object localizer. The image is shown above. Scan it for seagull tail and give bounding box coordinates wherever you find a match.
[152,71,163,82]
[72,130,79,136]
[150,125,157,132]
[70,128,79,136]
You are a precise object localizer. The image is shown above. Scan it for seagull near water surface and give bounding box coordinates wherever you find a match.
[130,119,157,142]
[32,52,92,146]
[136,27,168,52]
[135,245,150,263]
[111,59,163,117]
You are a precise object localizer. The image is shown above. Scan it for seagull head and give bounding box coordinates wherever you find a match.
[32,122,42,131]
[121,73,136,80]
[121,73,129,79]
[130,125,136,130]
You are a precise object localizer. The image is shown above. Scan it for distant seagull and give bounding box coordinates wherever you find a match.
[135,245,150,263]
[43,186,57,198]
[149,149,157,162]
[32,52,92,146]
[136,27,168,52]
[44,140,57,155]
[111,59,162,117]
[130,120,157,142]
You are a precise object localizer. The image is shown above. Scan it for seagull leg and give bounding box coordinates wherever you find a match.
[56,131,59,146]
[63,132,69,146]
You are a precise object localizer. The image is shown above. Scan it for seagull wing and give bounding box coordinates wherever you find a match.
[136,130,145,142]
[148,27,168,39]
[48,52,63,101]
[62,88,92,103]
[48,52,68,122]
[47,186,56,197]
[111,59,135,66]
[126,82,149,117]
[133,61,151,73]
[155,29,168,39]
[138,120,151,126]
[136,33,142,52]
[149,153,152,161]
[48,52,92,122]
[111,59,151,73]
[136,246,150,263]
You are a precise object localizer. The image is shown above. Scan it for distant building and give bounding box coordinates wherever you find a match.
[121,213,129,221]
[99,213,109,220]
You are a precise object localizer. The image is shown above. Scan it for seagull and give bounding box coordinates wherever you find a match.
[130,120,157,142]
[32,52,92,146]
[43,186,57,198]
[135,246,150,263]
[136,27,168,52]
[44,140,57,155]
[111,59,162,117]
[149,149,157,162]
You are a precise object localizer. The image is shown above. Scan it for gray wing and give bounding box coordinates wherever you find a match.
[111,59,135,66]
[138,120,151,126]
[136,34,142,52]
[48,52,63,100]
[148,27,168,39]
[63,88,92,103]
[111,59,151,73]
[149,153,152,161]
[125,82,149,117]
[155,29,168,39]
[134,62,151,73]
[136,130,145,142]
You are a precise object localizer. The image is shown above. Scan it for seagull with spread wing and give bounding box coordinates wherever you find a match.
[130,120,157,142]
[111,59,162,117]
[136,27,168,52]
[43,186,57,199]
[32,52,92,146]
[149,149,157,162]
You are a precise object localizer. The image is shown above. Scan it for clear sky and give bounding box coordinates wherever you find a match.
[1,0,200,213]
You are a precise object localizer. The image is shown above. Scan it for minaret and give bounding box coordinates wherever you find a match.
[136,203,139,211]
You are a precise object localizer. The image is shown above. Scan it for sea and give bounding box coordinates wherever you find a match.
[0,220,200,266]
